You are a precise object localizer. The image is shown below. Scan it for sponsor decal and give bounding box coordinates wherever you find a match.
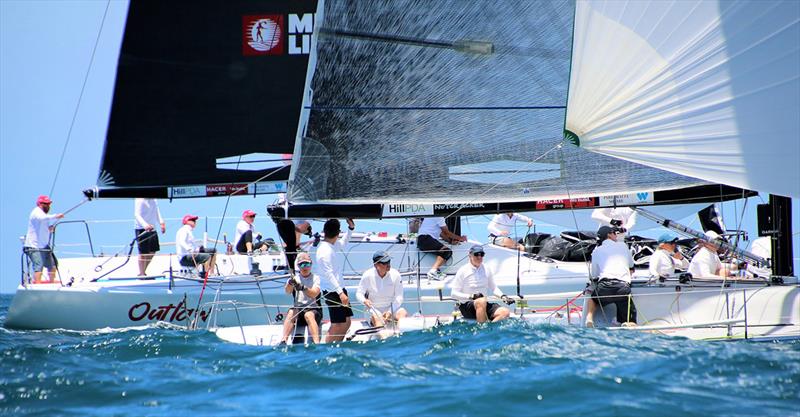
[433,203,488,211]
[382,203,433,218]
[242,13,314,57]
[206,184,248,196]
[242,15,284,56]
[128,300,210,323]
[170,185,206,198]
[535,198,597,210]
[599,192,654,207]
[253,182,285,194]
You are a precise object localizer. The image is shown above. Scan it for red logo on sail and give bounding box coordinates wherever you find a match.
[242,15,284,56]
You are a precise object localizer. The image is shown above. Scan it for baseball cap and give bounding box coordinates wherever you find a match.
[182,214,199,224]
[468,245,485,255]
[242,209,256,218]
[372,250,392,263]
[597,226,615,237]
[657,233,679,244]
[37,195,52,204]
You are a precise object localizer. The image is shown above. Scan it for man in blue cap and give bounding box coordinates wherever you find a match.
[648,233,689,280]
[449,245,514,323]
[356,250,407,326]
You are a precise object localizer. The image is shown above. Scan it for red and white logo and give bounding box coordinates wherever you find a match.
[242,15,284,56]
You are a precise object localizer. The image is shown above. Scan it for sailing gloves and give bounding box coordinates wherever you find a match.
[290,278,306,292]
[610,219,623,227]
[501,295,515,305]
[470,293,485,300]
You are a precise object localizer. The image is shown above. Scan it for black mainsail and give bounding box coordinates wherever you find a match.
[91,0,317,199]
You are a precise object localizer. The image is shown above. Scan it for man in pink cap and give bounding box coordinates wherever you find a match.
[233,209,267,254]
[175,214,216,276]
[23,195,65,283]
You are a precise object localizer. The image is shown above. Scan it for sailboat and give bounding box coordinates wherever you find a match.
[6,0,798,342]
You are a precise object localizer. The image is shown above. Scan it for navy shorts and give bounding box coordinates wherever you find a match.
[293,307,323,327]
[417,234,452,260]
[459,300,502,320]
[323,288,354,323]
[135,229,160,254]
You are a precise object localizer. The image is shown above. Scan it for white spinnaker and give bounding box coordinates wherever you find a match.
[568,0,800,198]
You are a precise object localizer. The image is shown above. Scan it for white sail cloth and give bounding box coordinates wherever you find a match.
[568,0,800,198]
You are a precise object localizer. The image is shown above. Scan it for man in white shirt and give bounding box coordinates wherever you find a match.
[592,207,637,237]
[585,226,637,327]
[234,209,267,254]
[134,198,166,276]
[280,252,322,344]
[356,251,408,326]
[649,233,689,280]
[488,212,533,251]
[316,218,355,343]
[23,195,65,283]
[688,230,731,278]
[175,214,216,277]
[417,216,467,281]
[450,245,514,323]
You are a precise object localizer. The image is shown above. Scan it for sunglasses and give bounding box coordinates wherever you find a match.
[472,253,485,257]
[377,261,391,265]
[298,262,312,268]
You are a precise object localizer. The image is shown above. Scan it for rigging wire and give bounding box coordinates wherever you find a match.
[49,0,112,196]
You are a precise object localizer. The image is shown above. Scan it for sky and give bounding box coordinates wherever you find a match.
[0,0,797,294]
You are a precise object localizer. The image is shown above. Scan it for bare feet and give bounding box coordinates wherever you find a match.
[585,320,594,328]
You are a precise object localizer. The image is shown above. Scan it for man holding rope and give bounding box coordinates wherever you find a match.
[280,252,322,344]
[317,218,355,343]
[450,245,514,323]
[23,195,64,284]
[356,250,408,327]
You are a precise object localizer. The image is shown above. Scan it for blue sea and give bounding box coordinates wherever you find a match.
[1,294,798,416]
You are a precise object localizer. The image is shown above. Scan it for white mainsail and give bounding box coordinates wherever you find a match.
[568,0,800,198]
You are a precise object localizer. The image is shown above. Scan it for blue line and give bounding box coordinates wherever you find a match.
[305,105,567,111]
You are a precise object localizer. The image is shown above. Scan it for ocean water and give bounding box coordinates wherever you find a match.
[0,294,798,417]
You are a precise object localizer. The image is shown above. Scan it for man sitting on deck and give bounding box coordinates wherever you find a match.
[648,233,689,280]
[356,250,408,327]
[280,252,322,344]
[688,230,734,278]
[585,226,637,328]
[234,210,268,254]
[175,214,216,277]
[418,216,467,281]
[450,245,514,323]
[487,212,533,251]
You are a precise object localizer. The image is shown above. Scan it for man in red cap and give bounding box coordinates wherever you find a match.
[234,209,267,254]
[23,195,65,283]
[175,214,216,276]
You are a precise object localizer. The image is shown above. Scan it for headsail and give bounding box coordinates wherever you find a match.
[93,0,317,199]
[568,0,800,198]
[288,0,716,205]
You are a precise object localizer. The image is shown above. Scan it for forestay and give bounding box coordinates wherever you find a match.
[289,0,710,205]
[568,0,800,198]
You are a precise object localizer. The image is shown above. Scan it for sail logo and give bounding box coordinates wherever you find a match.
[382,204,433,218]
[242,14,314,56]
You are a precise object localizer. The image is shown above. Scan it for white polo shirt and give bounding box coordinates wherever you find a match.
[591,208,637,231]
[315,228,352,294]
[134,198,163,230]
[356,267,404,313]
[24,206,59,248]
[234,220,254,246]
[487,213,532,236]
[418,217,446,238]
[688,247,722,278]
[175,224,196,257]
[649,248,689,278]
[590,239,634,283]
[449,262,504,302]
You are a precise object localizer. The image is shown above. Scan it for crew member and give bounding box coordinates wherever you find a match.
[488,212,533,251]
[176,214,216,277]
[134,198,165,276]
[449,245,514,323]
[585,226,637,327]
[234,210,267,254]
[280,252,322,344]
[648,233,689,280]
[23,195,64,283]
[418,216,466,281]
[688,230,733,278]
[356,250,408,326]
[317,218,355,343]
[592,207,637,237]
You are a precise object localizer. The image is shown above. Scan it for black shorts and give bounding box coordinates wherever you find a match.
[459,300,502,320]
[179,253,212,267]
[135,229,160,254]
[323,289,354,323]
[417,234,452,261]
[293,307,323,327]
[591,279,637,324]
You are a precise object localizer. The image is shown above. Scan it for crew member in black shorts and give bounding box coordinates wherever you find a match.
[417,216,466,280]
[449,245,514,323]
[317,218,356,343]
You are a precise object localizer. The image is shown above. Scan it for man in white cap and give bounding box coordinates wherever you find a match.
[356,250,408,326]
[450,245,514,323]
[487,212,534,251]
[176,214,216,277]
[585,225,637,327]
[234,209,267,254]
[688,230,732,278]
[648,233,689,280]
[23,195,65,283]
[280,252,322,344]
[134,198,166,276]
